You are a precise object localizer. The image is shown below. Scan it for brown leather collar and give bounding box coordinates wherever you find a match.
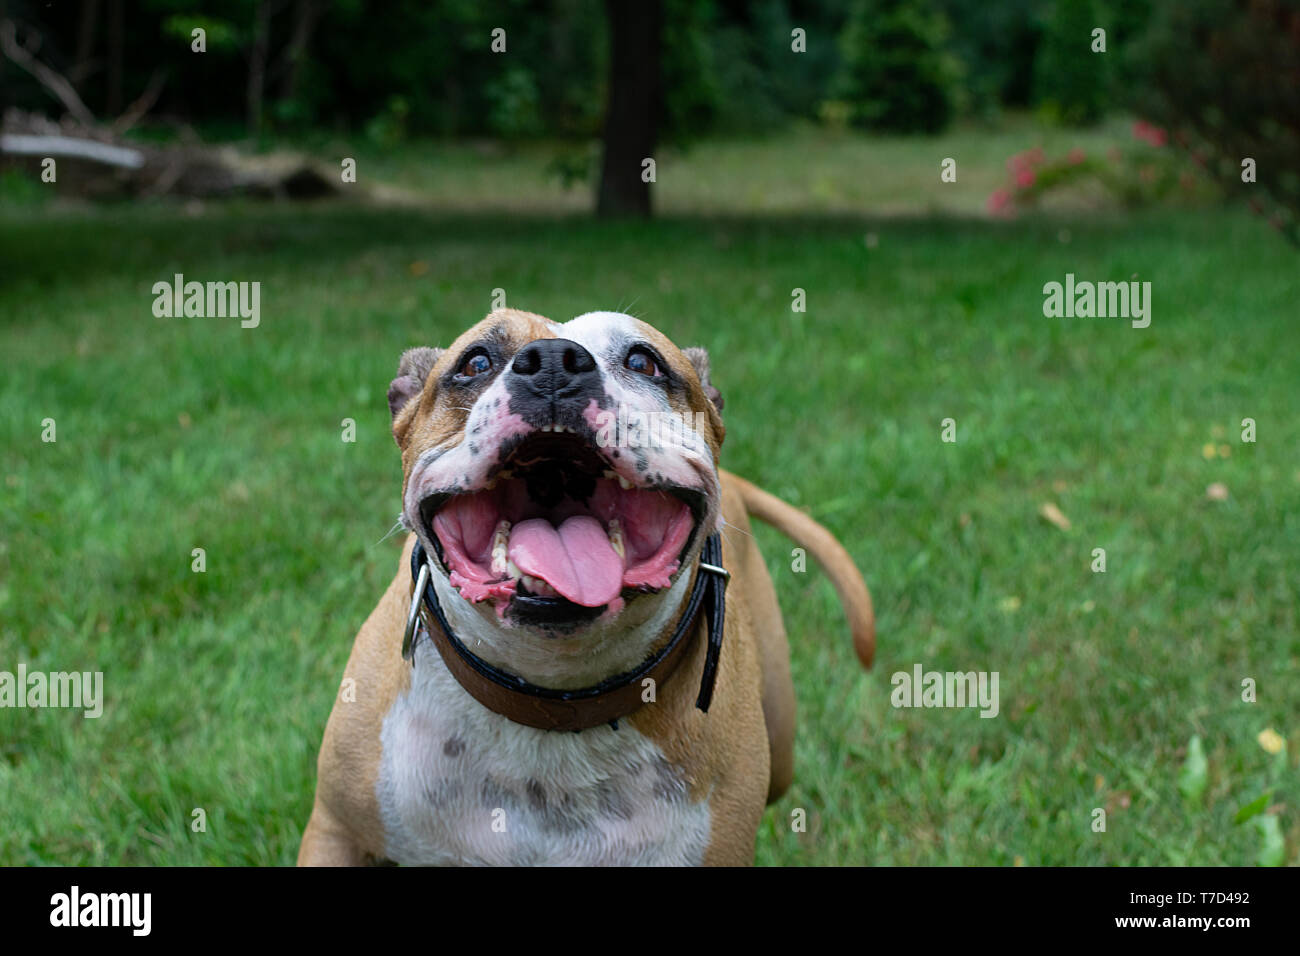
[402,535,728,732]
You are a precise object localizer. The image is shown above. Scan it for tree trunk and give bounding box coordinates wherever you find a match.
[596,0,663,218]
[247,0,272,137]
[275,0,321,102]
[106,0,122,115]
[71,0,101,90]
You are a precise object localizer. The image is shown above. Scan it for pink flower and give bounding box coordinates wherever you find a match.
[1005,148,1045,174]
[1132,119,1168,147]
[1015,169,1036,188]
[1067,148,1086,165]
[986,188,1013,217]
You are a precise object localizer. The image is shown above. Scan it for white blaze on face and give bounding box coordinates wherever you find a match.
[561,312,718,495]
[405,309,720,633]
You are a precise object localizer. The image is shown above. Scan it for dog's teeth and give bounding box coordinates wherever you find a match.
[520,574,557,597]
[603,469,617,479]
[507,557,522,580]
[618,476,634,490]
[491,520,510,575]
[607,518,625,560]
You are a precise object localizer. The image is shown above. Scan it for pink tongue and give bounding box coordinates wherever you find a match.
[508,516,625,607]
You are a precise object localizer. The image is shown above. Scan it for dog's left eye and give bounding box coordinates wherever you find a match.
[459,351,492,378]
[625,347,661,378]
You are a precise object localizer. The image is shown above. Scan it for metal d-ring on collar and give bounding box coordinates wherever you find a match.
[401,532,729,727]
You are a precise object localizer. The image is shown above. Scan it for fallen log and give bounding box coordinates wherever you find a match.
[1,109,343,199]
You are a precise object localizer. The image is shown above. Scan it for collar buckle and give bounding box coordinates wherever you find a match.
[402,559,431,662]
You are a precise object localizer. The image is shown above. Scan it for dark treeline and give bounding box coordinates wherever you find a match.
[4,0,1157,139]
[3,1,1296,228]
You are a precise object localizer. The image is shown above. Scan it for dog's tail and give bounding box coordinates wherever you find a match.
[731,474,875,669]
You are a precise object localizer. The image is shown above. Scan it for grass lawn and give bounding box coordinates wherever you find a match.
[1,125,1296,865]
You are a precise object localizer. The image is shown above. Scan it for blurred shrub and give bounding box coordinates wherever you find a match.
[834,0,962,134]
[1032,0,1110,125]
[364,96,410,150]
[661,0,724,140]
[936,0,1044,117]
[1127,0,1300,243]
[0,167,48,207]
[484,67,544,140]
[986,130,1215,217]
[545,142,599,189]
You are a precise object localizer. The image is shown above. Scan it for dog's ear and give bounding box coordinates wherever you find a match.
[683,346,723,412]
[388,346,443,445]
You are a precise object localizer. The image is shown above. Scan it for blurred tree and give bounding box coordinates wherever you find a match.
[596,0,662,217]
[936,0,1044,115]
[247,0,271,135]
[1129,0,1300,243]
[274,0,322,104]
[834,0,961,134]
[1032,0,1109,125]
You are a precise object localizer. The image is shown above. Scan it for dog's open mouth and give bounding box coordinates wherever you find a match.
[420,431,701,621]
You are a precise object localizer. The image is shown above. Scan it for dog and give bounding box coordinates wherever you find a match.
[298,308,874,866]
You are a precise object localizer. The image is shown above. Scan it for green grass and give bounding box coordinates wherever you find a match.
[1,125,1296,866]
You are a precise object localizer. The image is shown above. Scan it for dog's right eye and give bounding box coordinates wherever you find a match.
[459,351,492,379]
[625,346,661,378]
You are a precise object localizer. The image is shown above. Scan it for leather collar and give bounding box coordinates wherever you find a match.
[402,534,728,732]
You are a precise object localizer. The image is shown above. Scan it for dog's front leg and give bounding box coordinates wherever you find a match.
[297,799,368,866]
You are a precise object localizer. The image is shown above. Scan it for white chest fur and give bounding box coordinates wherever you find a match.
[376,642,712,866]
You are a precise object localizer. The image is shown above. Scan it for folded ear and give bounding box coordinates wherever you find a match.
[683,346,723,412]
[388,346,443,445]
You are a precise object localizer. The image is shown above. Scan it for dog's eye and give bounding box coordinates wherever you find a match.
[625,347,661,378]
[459,351,492,378]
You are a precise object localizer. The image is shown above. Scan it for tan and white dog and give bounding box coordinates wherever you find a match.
[298,308,874,866]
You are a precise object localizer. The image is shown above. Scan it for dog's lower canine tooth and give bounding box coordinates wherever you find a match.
[608,518,625,560]
[618,476,634,490]
[520,574,557,597]
[491,520,510,576]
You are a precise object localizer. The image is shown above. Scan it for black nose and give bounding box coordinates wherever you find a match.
[510,338,599,395]
[512,338,596,379]
[508,338,603,427]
